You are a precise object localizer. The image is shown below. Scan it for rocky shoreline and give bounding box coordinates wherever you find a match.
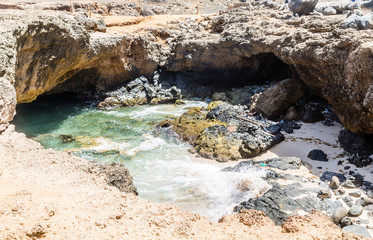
[1,0,373,239]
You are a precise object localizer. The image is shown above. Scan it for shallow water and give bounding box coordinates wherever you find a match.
[13,98,270,221]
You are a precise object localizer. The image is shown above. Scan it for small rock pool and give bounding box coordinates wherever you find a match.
[12,96,270,221]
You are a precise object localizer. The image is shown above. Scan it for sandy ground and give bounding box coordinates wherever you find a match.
[0,123,367,239]
[98,14,207,34]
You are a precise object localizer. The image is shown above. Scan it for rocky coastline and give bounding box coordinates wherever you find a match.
[1,0,373,239]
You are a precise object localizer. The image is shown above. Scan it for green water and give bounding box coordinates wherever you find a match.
[13,97,270,221]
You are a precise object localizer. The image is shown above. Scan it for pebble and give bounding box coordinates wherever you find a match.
[356,197,373,207]
[349,191,362,198]
[341,217,352,228]
[330,176,340,189]
[343,180,356,189]
[318,189,332,199]
[348,205,363,217]
[344,166,351,170]
[335,189,345,196]
[356,218,369,224]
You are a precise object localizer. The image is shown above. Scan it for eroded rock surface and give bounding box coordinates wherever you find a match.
[1,6,373,134]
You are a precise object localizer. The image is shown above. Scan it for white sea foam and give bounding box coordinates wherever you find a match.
[126,134,167,156]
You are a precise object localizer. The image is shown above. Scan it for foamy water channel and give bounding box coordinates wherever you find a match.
[13,99,270,221]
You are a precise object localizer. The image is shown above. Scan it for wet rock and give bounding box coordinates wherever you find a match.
[235,182,324,225]
[194,125,241,162]
[343,225,372,238]
[307,149,328,162]
[98,163,138,195]
[348,204,363,217]
[330,176,340,189]
[250,79,304,120]
[173,107,223,144]
[318,189,332,199]
[264,157,302,170]
[331,207,348,224]
[289,0,318,15]
[341,217,352,228]
[320,171,346,183]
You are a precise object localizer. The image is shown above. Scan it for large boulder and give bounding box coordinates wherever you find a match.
[251,79,304,120]
[289,0,318,15]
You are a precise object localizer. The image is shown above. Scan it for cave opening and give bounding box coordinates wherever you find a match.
[40,52,293,100]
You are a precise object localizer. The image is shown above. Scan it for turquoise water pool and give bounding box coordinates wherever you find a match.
[13,97,269,221]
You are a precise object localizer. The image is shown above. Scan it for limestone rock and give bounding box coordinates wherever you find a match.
[251,79,304,120]
[0,78,16,124]
[289,0,318,15]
